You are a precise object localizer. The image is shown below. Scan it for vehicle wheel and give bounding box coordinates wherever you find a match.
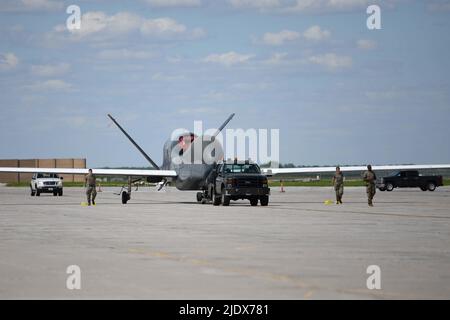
[378,187,386,192]
[221,189,230,206]
[250,197,258,206]
[386,183,394,192]
[36,189,41,197]
[59,189,63,196]
[196,192,203,203]
[30,186,35,196]
[53,192,57,196]
[121,191,129,204]
[212,189,221,206]
[420,186,427,191]
[427,182,436,192]
[260,195,269,206]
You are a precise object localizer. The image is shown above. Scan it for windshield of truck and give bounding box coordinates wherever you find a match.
[224,164,261,174]
[37,173,59,179]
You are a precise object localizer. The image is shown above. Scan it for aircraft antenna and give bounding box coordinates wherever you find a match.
[213,113,235,137]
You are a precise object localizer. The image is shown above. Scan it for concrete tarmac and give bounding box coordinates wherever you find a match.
[0,185,449,299]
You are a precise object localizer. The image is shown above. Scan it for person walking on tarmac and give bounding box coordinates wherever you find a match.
[332,166,344,204]
[363,165,377,207]
[85,169,97,206]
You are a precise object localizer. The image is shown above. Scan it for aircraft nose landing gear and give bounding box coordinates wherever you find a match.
[122,190,130,204]
[115,176,138,204]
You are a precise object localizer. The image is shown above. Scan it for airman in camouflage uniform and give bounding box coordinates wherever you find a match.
[363,165,377,207]
[332,166,344,204]
[85,169,97,206]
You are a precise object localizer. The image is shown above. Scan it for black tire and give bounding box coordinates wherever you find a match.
[250,197,258,206]
[36,189,41,196]
[53,192,57,196]
[122,191,129,204]
[260,195,269,206]
[30,186,35,196]
[221,188,230,206]
[378,187,386,192]
[212,189,221,206]
[427,182,436,192]
[420,186,427,191]
[386,183,394,192]
[59,189,63,196]
[196,192,203,203]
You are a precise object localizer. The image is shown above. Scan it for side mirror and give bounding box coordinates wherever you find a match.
[60,177,64,180]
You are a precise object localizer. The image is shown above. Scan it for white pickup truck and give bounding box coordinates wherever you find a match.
[30,173,63,196]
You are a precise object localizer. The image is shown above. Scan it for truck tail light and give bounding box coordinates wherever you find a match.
[261,178,268,188]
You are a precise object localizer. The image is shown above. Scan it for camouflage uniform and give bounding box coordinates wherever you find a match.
[332,172,344,204]
[85,173,97,205]
[363,170,377,206]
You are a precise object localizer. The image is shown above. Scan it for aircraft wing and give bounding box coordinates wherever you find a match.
[261,164,450,175]
[0,167,177,177]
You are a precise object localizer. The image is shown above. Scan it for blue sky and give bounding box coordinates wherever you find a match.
[0,0,449,168]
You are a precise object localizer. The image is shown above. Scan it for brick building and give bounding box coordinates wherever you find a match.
[0,159,86,183]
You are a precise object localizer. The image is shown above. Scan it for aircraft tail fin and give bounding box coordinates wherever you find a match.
[107,114,160,170]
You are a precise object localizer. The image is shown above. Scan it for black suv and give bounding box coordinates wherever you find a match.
[205,160,270,206]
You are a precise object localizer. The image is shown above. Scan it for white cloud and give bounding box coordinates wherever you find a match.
[26,79,74,92]
[204,51,254,66]
[152,72,186,81]
[262,30,300,46]
[229,0,402,13]
[177,107,219,114]
[0,0,63,12]
[140,18,187,36]
[265,52,288,64]
[229,0,280,9]
[50,11,141,41]
[21,0,62,10]
[259,26,330,46]
[231,82,270,91]
[50,11,204,42]
[308,53,352,69]
[97,49,155,60]
[283,0,373,13]
[427,1,450,12]
[143,0,202,7]
[31,63,70,77]
[303,25,330,41]
[0,52,19,71]
[357,39,377,50]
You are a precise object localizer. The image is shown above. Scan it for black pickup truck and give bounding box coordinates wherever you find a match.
[204,160,270,206]
[377,170,443,192]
